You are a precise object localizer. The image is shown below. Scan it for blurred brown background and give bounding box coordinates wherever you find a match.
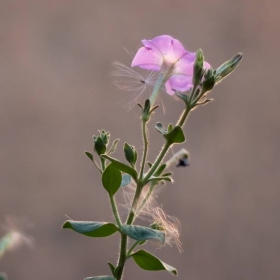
[0,0,279,279]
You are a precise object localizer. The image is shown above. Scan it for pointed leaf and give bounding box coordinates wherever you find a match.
[122,225,165,243]
[167,123,173,133]
[121,174,131,187]
[84,276,116,280]
[102,164,122,196]
[108,262,116,276]
[62,221,119,237]
[146,176,173,184]
[107,139,120,155]
[164,126,185,144]
[101,155,138,181]
[131,249,178,275]
[85,151,94,161]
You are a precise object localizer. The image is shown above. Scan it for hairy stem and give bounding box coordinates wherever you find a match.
[139,120,148,180]
[109,195,122,228]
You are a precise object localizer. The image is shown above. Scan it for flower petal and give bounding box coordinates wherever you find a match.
[165,74,193,95]
[131,46,162,71]
[142,35,189,64]
[174,51,195,72]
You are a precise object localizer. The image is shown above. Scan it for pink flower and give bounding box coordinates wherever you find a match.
[131,35,210,95]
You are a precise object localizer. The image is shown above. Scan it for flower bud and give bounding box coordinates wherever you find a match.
[124,143,137,167]
[202,68,215,92]
[193,49,204,86]
[93,130,110,156]
[215,53,243,83]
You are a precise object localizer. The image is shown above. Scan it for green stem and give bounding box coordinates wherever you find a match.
[134,182,156,214]
[139,120,148,180]
[109,195,122,228]
[115,182,142,280]
[126,240,141,257]
[176,106,191,127]
[115,232,127,280]
[143,141,170,183]
[100,157,106,172]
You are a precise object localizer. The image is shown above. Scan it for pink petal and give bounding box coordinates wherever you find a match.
[143,35,188,64]
[131,46,162,70]
[174,58,195,75]
[165,74,193,95]
[203,61,211,69]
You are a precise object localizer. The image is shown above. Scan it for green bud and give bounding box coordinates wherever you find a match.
[202,68,215,92]
[93,130,110,156]
[215,53,243,83]
[142,99,151,122]
[124,143,137,167]
[193,49,204,86]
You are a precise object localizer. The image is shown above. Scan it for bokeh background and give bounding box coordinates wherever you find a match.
[1,1,280,279]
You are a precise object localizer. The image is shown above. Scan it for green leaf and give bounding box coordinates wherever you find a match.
[108,262,116,276]
[62,221,119,237]
[121,225,165,243]
[102,164,122,196]
[107,139,120,155]
[146,176,173,184]
[164,126,185,144]
[155,122,167,134]
[85,151,94,161]
[131,250,178,275]
[121,174,131,187]
[101,155,138,181]
[84,276,116,280]
[167,123,173,133]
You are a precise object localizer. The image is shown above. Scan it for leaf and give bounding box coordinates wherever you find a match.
[107,138,120,155]
[167,123,173,133]
[84,276,116,280]
[121,174,131,187]
[146,176,173,184]
[121,225,165,243]
[108,262,116,276]
[164,126,185,144]
[155,122,167,134]
[62,221,119,237]
[131,250,178,275]
[101,155,138,181]
[85,151,94,161]
[102,164,122,196]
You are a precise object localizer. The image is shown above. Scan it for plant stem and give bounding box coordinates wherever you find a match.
[115,182,142,280]
[115,232,127,280]
[143,141,170,183]
[139,120,148,180]
[126,240,141,257]
[109,195,122,228]
[176,106,191,127]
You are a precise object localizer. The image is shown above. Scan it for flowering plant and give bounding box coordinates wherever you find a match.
[62,35,242,280]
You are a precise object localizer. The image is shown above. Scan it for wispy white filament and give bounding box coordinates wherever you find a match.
[112,62,159,111]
